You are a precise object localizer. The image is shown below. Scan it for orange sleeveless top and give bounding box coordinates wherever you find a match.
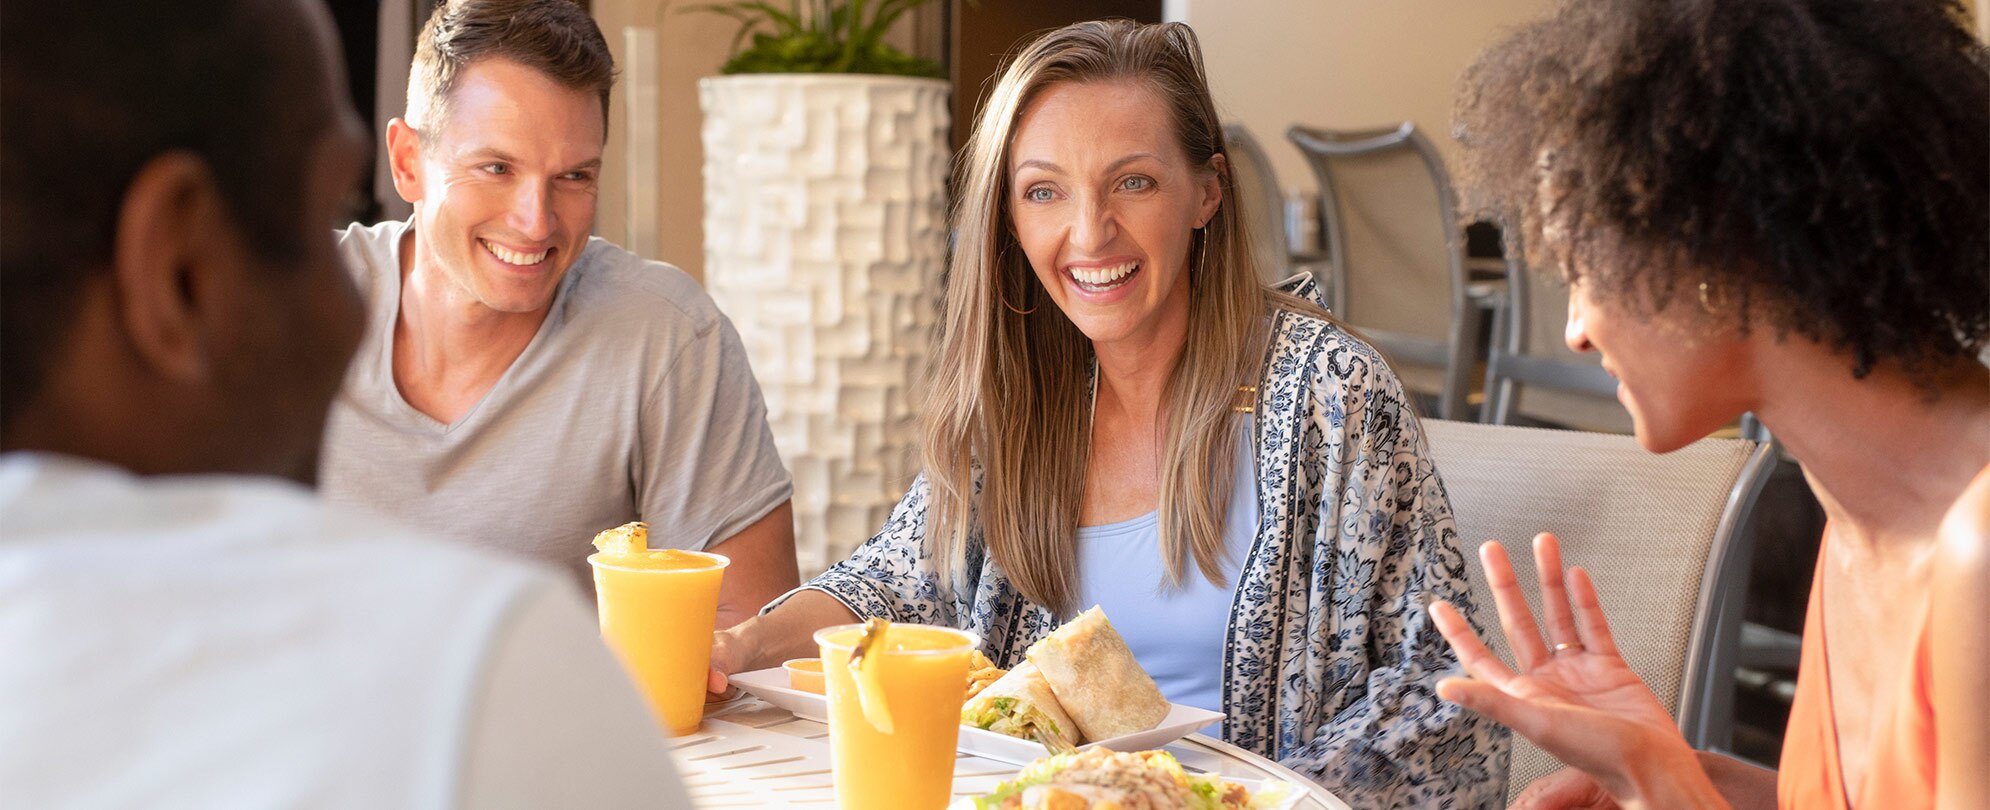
[1777,545,1937,809]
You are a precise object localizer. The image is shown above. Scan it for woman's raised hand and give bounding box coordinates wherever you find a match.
[1428,533,1725,809]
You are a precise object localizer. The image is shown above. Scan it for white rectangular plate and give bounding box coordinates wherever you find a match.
[730,667,1227,766]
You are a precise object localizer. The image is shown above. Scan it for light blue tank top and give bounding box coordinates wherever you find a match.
[1074,416,1258,732]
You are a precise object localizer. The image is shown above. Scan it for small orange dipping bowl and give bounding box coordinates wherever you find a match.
[783,658,825,694]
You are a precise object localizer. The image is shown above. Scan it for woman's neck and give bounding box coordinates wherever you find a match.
[1089,277,1193,426]
[1091,317,1190,429]
[1754,342,1990,550]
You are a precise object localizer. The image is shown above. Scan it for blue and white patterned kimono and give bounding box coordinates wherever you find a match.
[777,276,1508,808]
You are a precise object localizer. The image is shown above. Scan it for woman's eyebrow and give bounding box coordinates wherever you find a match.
[1012,152,1162,177]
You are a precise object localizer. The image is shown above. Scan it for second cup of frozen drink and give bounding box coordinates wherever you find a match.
[588,522,729,736]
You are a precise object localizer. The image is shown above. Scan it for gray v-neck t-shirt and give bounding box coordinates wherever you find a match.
[320,219,792,586]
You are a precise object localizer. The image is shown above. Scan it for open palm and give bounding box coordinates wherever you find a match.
[1429,533,1699,799]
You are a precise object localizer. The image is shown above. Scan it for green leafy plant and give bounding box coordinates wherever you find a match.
[686,0,946,77]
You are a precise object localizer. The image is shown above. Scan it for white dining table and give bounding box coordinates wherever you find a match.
[677,697,1355,809]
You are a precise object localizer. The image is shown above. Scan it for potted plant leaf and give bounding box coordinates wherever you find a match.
[690,0,947,76]
[691,0,952,572]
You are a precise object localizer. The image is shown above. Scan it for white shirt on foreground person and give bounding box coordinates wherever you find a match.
[0,453,692,809]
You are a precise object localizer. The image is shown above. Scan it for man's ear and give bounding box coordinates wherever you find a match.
[111,151,224,383]
[385,117,426,204]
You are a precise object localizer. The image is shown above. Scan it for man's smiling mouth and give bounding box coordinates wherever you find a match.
[481,239,549,266]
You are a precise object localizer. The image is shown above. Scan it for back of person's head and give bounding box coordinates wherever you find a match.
[405,0,617,139]
[1456,0,1990,381]
[0,0,369,478]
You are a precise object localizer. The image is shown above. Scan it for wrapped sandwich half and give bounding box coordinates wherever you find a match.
[1026,607,1170,741]
[962,661,1082,752]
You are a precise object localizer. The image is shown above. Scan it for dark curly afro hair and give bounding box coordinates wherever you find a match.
[1454,0,1989,381]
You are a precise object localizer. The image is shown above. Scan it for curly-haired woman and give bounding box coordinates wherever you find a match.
[1427,0,1990,807]
[708,19,1506,808]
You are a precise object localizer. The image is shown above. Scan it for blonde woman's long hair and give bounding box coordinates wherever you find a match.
[922,19,1326,617]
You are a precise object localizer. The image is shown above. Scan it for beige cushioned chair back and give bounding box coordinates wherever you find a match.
[1422,419,1756,801]
[1290,124,1463,401]
[1222,124,1293,286]
[1319,140,1449,345]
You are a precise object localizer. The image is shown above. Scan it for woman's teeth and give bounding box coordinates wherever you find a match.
[1069,261,1139,290]
[482,239,549,266]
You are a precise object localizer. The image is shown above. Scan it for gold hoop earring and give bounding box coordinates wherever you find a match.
[999,277,1038,316]
[1194,226,1209,275]
[1698,280,1726,315]
[995,244,1039,316]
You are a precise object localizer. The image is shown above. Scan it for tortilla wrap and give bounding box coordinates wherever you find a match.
[1025,606,1170,740]
[962,661,1083,747]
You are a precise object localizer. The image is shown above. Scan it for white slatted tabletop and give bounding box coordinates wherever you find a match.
[678,699,1354,809]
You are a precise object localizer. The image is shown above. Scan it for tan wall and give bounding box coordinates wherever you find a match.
[1187,0,1990,197]
[589,0,1983,280]
[589,2,736,282]
[578,0,1556,272]
[1180,0,1554,197]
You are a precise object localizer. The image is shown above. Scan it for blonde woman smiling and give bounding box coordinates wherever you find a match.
[712,20,1505,807]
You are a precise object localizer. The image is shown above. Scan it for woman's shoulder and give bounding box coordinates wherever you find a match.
[1938,463,1990,560]
[1926,462,1990,801]
[1270,307,1381,359]
[1262,273,1389,371]
[1262,303,1397,397]
[1934,462,1990,629]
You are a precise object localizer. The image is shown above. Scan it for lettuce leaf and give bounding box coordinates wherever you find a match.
[969,752,1078,810]
[969,751,1210,809]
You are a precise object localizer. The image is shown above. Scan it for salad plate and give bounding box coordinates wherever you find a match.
[948,749,1303,810]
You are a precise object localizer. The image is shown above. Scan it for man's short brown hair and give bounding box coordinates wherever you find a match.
[405,0,616,139]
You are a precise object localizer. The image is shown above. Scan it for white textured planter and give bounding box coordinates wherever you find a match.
[699,74,950,574]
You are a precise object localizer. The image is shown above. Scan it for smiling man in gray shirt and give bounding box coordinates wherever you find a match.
[320,0,796,626]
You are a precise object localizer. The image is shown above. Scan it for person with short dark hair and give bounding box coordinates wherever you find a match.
[318,0,799,627]
[1427,0,1990,806]
[0,1,692,804]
